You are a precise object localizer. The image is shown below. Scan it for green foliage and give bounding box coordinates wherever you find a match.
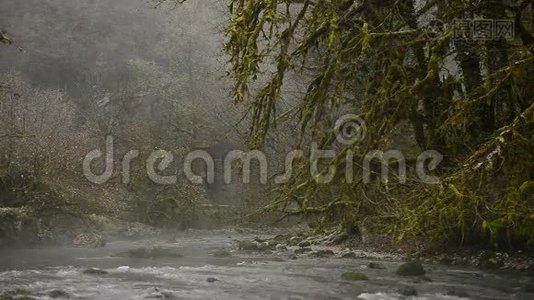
[0,31,12,45]
[225,0,534,249]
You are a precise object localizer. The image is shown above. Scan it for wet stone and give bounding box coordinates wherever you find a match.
[298,241,311,247]
[237,240,259,251]
[275,244,288,251]
[340,252,357,259]
[310,249,335,257]
[438,256,453,265]
[341,272,368,281]
[396,261,426,276]
[367,262,385,269]
[83,268,108,275]
[48,290,70,298]
[289,236,303,245]
[274,234,290,241]
[212,249,232,257]
[294,247,312,254]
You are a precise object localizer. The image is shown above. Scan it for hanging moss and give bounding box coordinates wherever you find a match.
[222,0,534,250]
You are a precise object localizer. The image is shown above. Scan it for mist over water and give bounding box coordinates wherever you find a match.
[1,1,533,299]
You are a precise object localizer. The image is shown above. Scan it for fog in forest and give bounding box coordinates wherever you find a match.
[0,1,533,299]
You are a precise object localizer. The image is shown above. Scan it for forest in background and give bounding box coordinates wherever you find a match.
[0,0,533,252]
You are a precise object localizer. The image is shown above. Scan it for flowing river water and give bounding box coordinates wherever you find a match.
[0,230,531,299]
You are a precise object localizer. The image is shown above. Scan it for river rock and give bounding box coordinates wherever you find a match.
[477,251,504,269]
[298,241,311,247]
[289,236,303,245]
[367,262,385,269]
[144,288,176,299]
[83,268,108,275]
[236,240,259,251]
[340,272,368,281]
[253,237,266,243]
[212,249,232,257]
[340,252,357,259]
[274,234,290,241]
[310,249,335,257]
[275,244,288,251]
[396,261,426,276]
[127,247,151,258]
[330,232,349,245]
[294,247,312,254]
[48,289,70,298]
[438,255,453,265]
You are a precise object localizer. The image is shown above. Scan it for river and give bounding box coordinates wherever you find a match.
[0,230,531,299]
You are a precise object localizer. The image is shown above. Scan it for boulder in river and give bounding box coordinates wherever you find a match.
[236,240,259,251]
[367,262,385,269]
[48,289,71,298]
[396,261,426,276]
[212,249,232,257]
[83,268,108,275]
[144,288,176,299]
[341,272,368,281]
